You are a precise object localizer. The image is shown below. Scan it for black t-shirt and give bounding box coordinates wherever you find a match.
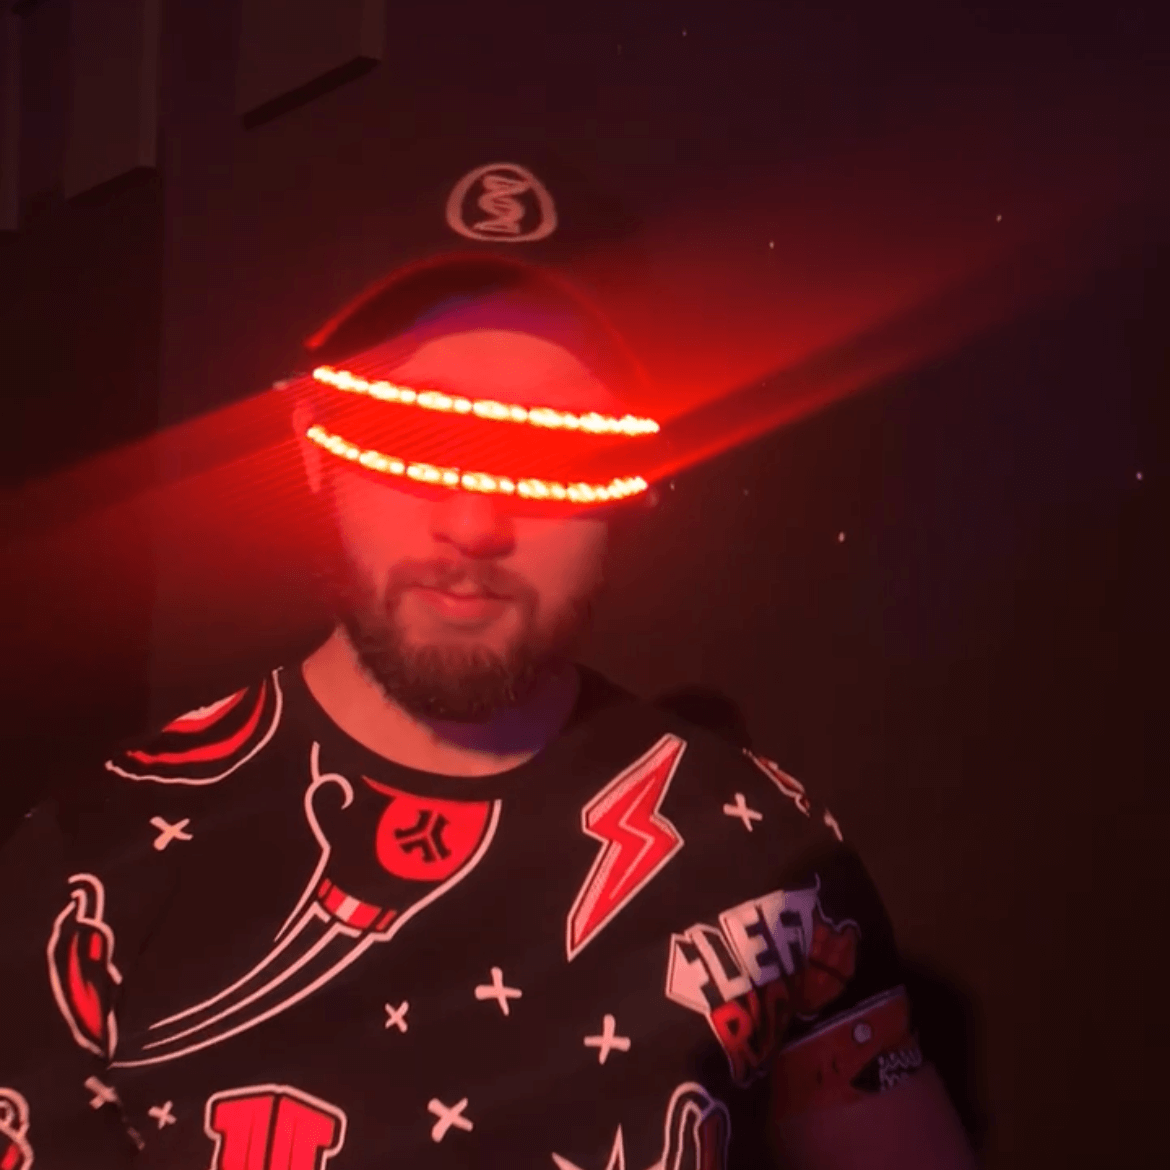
[0,664,920,1169]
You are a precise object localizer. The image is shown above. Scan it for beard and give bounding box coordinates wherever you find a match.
[316,524,597,724]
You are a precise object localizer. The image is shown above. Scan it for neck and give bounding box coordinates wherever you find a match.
[301,626,581,777]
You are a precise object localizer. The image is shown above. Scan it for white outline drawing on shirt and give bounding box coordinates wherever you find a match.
[742,750,810,816]
[105,672,284,786]
[551,1081,730,1170]
[46,873,123,1060]
[110,742,501,1067]
[553,1126,625,1170]
[0,1088,34,1170]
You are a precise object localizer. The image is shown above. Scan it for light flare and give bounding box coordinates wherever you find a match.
[305,423,648,505]
[312,365,660,437]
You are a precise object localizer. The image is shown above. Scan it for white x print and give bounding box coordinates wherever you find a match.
[150,816,193,851]
[428,1097,473,1142]
[383,1001,410,1033]
[84,1076,119,1110]
[474,967,522,1016]
[583,1014,631,1065]
[147,1101,176,1129]
[722,792,763,831]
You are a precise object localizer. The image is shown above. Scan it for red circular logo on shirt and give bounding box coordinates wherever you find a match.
[363,778,494,882]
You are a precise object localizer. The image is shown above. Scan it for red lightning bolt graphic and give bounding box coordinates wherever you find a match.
[566,734,687,960]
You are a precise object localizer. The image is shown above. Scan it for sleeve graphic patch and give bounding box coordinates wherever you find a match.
[770,988,922,1116]
[110,743,500,1068]
[567,734,687,961]
[665,881,859,1084]
[205,1083,346,1170]
[0,1089,33,1170]
[46,873,123,1060]
[106,672,283,785]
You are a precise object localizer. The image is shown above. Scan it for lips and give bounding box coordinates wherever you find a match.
[411,587,509,627]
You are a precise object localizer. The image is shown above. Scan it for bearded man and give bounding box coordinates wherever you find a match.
[0,255,977,1170]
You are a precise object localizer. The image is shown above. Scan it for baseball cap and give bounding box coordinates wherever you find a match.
[291,249,669,513]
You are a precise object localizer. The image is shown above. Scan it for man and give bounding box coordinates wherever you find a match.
[0,254,976,1169]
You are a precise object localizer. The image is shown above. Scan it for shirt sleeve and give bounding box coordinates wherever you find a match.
[739,751,926,1119]
[0,802,140,1168]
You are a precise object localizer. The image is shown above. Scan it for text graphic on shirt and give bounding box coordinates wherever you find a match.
[0,1088,34,1170]
[665,880,859,1085]
[204,1084,347,1170]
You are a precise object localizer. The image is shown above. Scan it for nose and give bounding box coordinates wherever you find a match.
[429,490,515,559]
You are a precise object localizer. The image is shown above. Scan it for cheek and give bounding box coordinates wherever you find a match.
[331,474,421,573]
[521,520,609,602]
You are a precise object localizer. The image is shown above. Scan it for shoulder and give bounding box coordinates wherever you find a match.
[42,669,294,957]
[630,716,908,1095]
[51,668,291,867]
[568,680,910,1097]
[578,685,848,911]
[647,699,842,851]
[569,671,846,854]
[103,668,286,787]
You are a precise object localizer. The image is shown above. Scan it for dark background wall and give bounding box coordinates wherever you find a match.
[1,2,1165,1166]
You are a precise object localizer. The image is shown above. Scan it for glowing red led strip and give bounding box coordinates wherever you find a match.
[306,424,649,504]
[313,365,660,437]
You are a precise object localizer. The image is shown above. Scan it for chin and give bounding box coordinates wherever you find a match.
[401,626,514,658]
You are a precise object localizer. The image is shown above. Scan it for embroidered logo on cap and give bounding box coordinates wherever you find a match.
[446,162,558,243]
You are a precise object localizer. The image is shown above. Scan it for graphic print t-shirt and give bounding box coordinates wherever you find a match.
[0,665,921,1170]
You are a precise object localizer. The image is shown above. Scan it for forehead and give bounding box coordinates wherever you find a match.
[382,328,629,415]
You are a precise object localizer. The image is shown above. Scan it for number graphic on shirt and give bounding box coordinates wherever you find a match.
[204,1084,347,1170]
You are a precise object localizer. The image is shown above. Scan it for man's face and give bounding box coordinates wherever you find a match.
[310,329,623,723]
